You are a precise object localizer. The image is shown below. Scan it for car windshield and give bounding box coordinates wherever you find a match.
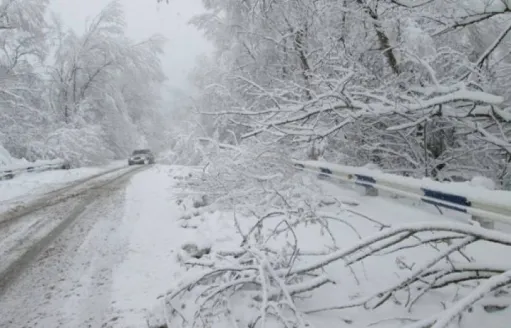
[132,149,151,155]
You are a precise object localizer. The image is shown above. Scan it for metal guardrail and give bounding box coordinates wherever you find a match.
[293,160,511,229]
[0,159,70,181]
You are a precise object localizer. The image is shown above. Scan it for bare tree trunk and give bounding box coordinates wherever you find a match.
[375,26,400,75]
[294,28,313,100]
[358,0,400,75]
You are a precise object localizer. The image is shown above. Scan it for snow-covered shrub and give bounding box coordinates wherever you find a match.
[0,144,32,167]
[0,144,16,166]
[470,176,497,190]
[159,134,207,166]
[43,125,115,167]
[158,143,335,327]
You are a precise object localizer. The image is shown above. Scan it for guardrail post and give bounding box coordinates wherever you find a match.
[319,167,332,179]
[354,174,378,196]
[364,185,378,196]
[472,215,495,229]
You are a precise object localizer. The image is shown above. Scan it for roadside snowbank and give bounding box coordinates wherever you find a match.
[0,160,126,203]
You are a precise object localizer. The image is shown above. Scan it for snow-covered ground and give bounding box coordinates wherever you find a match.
[0,164,509,327]
[0,160,126,204]
[154,171,511,328]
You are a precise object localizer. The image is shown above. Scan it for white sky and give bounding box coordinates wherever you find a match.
[50,0,212,96]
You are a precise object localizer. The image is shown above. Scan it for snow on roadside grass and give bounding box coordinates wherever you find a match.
[0,160,126,203]
[154,170,511,328]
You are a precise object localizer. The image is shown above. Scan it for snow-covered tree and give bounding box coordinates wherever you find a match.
[1,0,170,165]
[183,0,511,185]
[0,0,51,159]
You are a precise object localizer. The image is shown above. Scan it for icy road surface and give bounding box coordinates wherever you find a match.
[0,165,194,328]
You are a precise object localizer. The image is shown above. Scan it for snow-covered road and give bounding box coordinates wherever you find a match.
[0,164,195,327]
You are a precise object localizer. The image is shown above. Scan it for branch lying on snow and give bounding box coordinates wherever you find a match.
[305,235,479,313]
[408,270,511,328]
[423,262,509,289]
[289,222,511,276]
[160,246,333,327]
[159,216,511,328]
[301,223,511,325]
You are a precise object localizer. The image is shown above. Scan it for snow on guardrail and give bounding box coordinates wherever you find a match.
[0,159,70,181]
[293,160,511,228]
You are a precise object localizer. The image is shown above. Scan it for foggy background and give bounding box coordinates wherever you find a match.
[51,0,212,100]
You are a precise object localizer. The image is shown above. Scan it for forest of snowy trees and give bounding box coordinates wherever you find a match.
[0,0,169,166]
[177,0,511,189]
[2,0,510,183]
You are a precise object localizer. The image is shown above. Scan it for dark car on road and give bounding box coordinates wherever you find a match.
[128,149,155,165]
